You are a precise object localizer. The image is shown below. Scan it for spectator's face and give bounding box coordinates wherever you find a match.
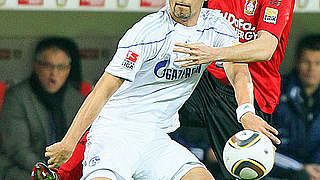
[298,50,320,88]
[34,48,71,93]
[169,0,204,23]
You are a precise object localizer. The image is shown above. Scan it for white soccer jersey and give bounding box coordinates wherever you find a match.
[100,6,238,133]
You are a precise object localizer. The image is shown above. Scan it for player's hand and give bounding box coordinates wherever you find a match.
[240,112,281,145]
[173,43,216,67]
[45,141,73,169]
[303,164,320,180]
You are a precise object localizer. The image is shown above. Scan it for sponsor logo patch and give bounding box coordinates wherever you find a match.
[244,0,258,16]
[126,50,139,62]
[221,11,258,41]
[264,7,278,24]
[122,50,139,70]
[153,54,202,80]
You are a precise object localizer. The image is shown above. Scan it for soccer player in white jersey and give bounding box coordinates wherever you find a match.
[44,0,255,179]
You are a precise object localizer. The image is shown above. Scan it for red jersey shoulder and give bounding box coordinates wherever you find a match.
[267,0,285,7]
[259,0,293,25]
[259,0,294,9]
[243,0,284,17]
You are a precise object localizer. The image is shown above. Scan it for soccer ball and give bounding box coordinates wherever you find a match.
[223,130,275,180]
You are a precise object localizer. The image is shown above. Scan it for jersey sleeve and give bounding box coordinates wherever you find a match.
[256,0,293,39]
[105,25,151,82]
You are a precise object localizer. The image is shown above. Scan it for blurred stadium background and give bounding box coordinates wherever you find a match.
[0,0,319,87]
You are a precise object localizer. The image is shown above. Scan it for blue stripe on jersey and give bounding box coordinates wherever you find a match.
[145,35,168,62]
[197,27,237,38]
[119,30,175,49]
[119,27,235,50]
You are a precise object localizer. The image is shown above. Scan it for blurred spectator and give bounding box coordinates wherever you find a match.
[0,37,85,179]
[39,37,93,96]
[35,37,85,90]
[269,34,320,180]
[0,81,11,180]
[0,154,12,180]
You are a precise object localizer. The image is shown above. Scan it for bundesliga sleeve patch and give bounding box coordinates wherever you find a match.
[263,7,278,24]
[122,50,139,70]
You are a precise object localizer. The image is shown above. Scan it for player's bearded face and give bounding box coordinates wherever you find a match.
[170,0,204,22]
[172,2,192,21]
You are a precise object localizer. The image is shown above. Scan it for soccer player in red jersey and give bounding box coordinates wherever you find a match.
[174,0,295,178]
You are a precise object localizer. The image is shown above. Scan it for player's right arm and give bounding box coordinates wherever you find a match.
[224,62,280,144]
[220,59,281,145]
[45,72,124,168]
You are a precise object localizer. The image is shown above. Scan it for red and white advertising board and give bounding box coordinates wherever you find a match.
[140,0,166,8]
[0,0,318,13]
[79,0,105,7]
[18,0,43,6]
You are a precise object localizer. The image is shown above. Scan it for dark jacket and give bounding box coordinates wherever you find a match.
[0,79,84,179]
[274,73,320,164]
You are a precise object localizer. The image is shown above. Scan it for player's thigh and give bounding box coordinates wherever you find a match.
[82,135,136,180]
[134,133,208,179]
[82,118,144,180]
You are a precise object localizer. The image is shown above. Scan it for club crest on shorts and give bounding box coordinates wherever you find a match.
[264,7,278,24]
[89,156,101,167]
[244,0,258,16]
[122,50,139,70]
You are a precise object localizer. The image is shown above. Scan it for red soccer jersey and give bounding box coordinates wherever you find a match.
[207,0,295,114]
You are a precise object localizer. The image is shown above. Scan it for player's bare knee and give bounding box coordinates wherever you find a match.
[181,167,215,180]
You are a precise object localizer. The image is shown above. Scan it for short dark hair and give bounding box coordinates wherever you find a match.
[34,37,74,61]
[35,46,72,63]
[34,37,83,89]
[296,34,320,62]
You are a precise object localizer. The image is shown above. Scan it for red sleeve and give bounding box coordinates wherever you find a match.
[57,131,89,180]
[256,0,294,39]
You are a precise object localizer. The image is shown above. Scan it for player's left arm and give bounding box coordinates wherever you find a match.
[215,30,278,62]
[224,62,281,144]
[174,0,293,65]
[174,31,277,66]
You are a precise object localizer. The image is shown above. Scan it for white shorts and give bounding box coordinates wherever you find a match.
[81,116,205,180]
